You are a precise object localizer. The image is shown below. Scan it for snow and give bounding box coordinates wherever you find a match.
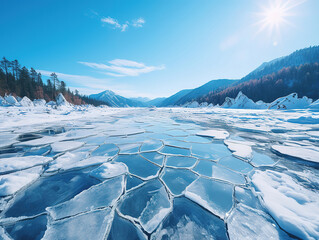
[252,170,319,240]
[0,166,42,196]
[272,144,319,163]
[0,156,51,174]
[196,129,229,140]
[268,93,312,109]
[0,103,318,239]
[224,139,253,160]
[90,162,128,179]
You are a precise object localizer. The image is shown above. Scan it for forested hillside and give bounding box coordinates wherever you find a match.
[199,63,319,105]
[0,57,105,106]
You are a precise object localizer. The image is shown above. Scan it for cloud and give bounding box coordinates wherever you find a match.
[101,16,122,29]
[100,16,145,32]
[132,18,145,28]
[78,59,165,77]
[37,70,155,97]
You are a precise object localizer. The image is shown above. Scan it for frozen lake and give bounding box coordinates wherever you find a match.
[0,107,318,240]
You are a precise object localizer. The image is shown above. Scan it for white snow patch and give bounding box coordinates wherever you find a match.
[196,129,229,140]
[252,170,319,240]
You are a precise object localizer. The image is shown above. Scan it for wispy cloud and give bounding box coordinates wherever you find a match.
[132,18,145,28]
[38,70,154,97]
[100,16,145,32]
[78,59,165,77]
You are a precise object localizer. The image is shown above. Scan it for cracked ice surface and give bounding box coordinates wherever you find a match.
[0,107,318,239]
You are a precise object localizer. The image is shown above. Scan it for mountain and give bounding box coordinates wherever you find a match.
[200,62,319,105]
[174,79,238,106]
[240,46,319,83]
[129,97,151,103]
[159,89,192,107]
[198,46,319,105]
[89,90,144,107]
[146,97,166,107]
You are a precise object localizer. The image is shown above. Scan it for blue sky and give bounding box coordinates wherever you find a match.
[1,0,318,98]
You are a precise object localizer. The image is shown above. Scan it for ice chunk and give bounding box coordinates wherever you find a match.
[250,152,276,167]
[118,179,171,233]
[0,156,51,174]
[0,166,42,196]
[191,143,231,159]
[118,143,141,154]
[164,139,192,149]
[51,141,84,152]
[33,99,46,107]
[107,212,146,240]
[165,156,197,168]
[115,155,160,180]
[196,129,229,140]
[218,156,253,174]
[0,227,11,240]
[224,139,253,160]
[19,96,34,107]
[227,203,290,240]
[151,197,227,240]
[56,93,72,107]
[126,174,144,190]
[192,160,214,177]
[4,95,18,105]
[140,152,165,166]
[140,139,163,152]
[212,162,246,185]
[252,169,319,240]
[47,176,124,220]
[234,186,260,209]
[160,146,191,156]
[185,177,233,219]
[3,170,100,218]
[90,162,128,180]
[43,208,113,240]
[161,168,198,195]
[5,214,47,240]
[47,152,106,172]
[91,143,119,157]
[272,144,319,163]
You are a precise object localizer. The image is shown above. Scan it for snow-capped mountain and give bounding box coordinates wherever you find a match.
[89,90,145,107]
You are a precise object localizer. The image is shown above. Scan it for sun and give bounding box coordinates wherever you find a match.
[255,0,305,36]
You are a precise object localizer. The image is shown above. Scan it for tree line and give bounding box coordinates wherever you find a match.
[198,62,319,105]
[0,57,106,106]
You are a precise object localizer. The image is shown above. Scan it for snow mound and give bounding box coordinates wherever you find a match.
[19,96,34,107]
[56,93,72,107]
[222,92,267,109]
[268,93,312,110]
[33,99,46,107]
[252,170,319,240]
[4,94,18,105]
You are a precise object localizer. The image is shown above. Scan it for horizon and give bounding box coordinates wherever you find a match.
[1,0,319,99]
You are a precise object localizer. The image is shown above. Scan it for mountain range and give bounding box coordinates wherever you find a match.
[89,46,319,107]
